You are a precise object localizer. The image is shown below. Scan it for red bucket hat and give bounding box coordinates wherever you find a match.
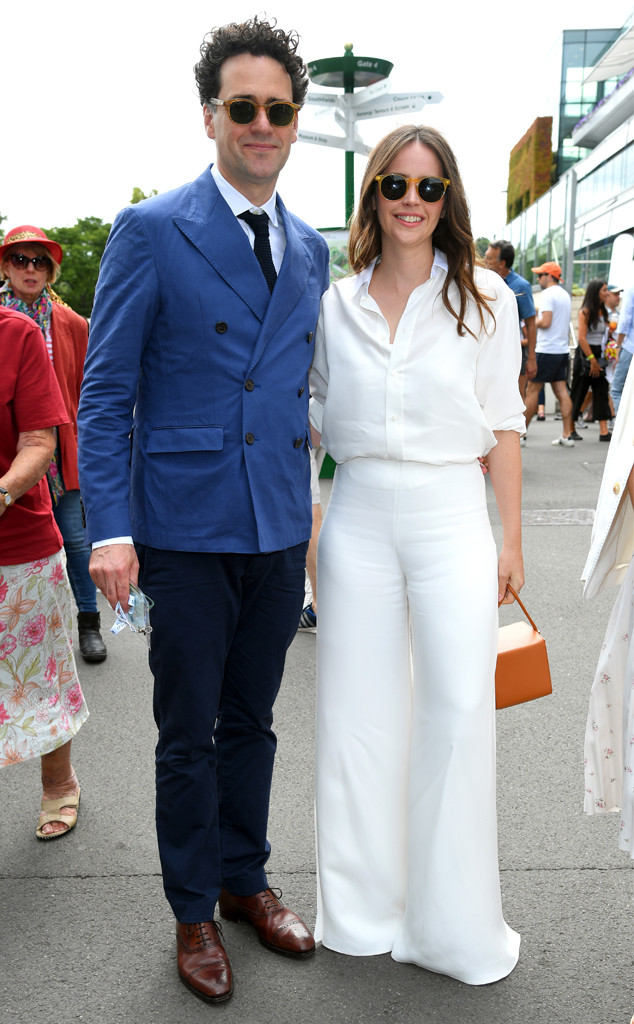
[0,225,63,266]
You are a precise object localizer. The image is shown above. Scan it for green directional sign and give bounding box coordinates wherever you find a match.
[307,46,393,224]
[307,54,393,89]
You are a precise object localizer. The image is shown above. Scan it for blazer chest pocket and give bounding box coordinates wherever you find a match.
[146,425,224,453]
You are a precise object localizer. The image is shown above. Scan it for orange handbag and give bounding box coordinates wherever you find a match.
[496,584,552,710]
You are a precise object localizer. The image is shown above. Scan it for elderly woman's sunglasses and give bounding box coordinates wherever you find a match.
[375,174,450,204]
[208,97,300,127]
[9,253,52,271]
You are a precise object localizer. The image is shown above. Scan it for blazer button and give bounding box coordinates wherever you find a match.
[306,331,314,343]
[293,437,303,449]
[245,432,255,445]
[613,483,620,495]
[245,379,255,391]
[298,386,305,396]
[215,322,228,333]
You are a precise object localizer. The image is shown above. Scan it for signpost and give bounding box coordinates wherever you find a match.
[299,44,443,224]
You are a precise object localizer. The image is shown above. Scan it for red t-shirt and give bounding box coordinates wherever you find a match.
[0,308,70,564]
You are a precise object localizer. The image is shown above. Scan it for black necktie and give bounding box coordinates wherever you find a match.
[239,210,277,293]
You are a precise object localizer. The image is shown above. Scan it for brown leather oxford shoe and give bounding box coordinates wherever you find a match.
[176,920,233,1003]
[218,887,315,958]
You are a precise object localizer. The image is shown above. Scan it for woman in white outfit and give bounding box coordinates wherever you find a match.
[310,125,525,985]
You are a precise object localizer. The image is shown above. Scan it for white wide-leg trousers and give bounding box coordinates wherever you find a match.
[315,458,520,985]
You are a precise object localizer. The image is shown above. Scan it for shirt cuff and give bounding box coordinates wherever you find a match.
[92,536,134,549]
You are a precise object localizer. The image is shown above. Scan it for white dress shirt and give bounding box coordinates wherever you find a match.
[211,164,286,273]
[309,252,525,466]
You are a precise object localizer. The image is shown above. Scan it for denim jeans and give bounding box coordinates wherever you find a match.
[52,489,97,613]
[610,346,633,414]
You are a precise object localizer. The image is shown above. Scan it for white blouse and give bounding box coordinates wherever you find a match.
[309,252,525,467]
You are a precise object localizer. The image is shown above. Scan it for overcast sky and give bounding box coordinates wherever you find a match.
[3,1,633,240]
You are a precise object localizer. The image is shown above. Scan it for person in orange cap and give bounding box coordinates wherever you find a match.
[523,261,574,447]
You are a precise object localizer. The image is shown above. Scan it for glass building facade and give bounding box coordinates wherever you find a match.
[505,24,634,292]
[556,29,620,178]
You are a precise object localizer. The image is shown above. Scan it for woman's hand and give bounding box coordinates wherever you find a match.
[497,545,525,605]
[589,358,601,378]
[486,430,523,605]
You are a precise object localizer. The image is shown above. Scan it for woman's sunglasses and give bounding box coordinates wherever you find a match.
[375,174,450,204]
[208,97,300,127]
[9,253,52,271]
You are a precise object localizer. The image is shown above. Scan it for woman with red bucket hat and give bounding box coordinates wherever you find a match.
[0,225,107,663]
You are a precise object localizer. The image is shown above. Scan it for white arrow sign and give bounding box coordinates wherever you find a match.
[353,91,443,119]
[304,91,337,106]
[298,129,371,156]
[348,78,390,107]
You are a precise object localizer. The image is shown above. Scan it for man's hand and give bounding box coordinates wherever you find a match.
[89,543,139,612]
[525,355,537,380]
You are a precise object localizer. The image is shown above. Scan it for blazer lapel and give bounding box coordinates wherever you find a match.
[248,197,316,371]
[172,168,270,322]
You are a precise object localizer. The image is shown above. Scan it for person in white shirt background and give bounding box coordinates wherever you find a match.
[309,124,525,986]
[522,262,574,447]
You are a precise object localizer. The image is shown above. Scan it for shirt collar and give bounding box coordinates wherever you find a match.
[353,249,448,300]
[211,164,279,227]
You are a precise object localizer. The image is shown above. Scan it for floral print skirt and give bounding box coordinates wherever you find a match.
[0,549,89,766]
[584,556,634,858]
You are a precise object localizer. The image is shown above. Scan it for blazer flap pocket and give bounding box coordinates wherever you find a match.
[147,425,224,454]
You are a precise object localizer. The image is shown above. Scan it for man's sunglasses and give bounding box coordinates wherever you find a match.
[9,253,52,271]
[375,174,451,204]
[208,97,300,127]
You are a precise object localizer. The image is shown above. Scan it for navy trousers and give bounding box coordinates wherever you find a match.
[137,542,307,923]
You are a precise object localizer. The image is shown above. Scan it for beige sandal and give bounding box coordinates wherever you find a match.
[36,787,81,840]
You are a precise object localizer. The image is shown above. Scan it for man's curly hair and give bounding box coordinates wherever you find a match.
[194,16,309,106]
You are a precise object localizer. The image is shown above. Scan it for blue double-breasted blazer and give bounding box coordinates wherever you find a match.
[78,166,330,553]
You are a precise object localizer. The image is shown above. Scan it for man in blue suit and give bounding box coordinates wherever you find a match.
[78,17,330,1004]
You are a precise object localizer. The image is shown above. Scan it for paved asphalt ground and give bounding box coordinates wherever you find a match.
[2,416,633,1024]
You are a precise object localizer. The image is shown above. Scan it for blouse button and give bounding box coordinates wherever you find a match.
[306,331,314,344]
[245,432,255,445]
[613,483,621,495]
[215,322,228,333]
[293,437,304,449]
[244,379,255,392]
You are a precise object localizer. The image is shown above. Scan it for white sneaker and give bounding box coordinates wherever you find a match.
[575,419,588,430]
[552,436,575,447]
[519,435,526,447]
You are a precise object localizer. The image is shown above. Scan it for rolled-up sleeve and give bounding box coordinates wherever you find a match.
[475,282,526,434]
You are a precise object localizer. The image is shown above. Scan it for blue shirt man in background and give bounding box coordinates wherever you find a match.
[485,239,537,391]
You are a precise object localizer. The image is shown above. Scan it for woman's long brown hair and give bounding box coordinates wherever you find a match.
[348,125,493,338]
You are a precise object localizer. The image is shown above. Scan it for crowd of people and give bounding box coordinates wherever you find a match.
[1,13,633,1008]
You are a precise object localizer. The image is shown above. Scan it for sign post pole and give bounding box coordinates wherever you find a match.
[302,45,442,226]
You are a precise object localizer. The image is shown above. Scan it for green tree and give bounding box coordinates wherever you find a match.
[44,217,111,318]
[475,236,490,258]
[131,187,158,204]
[0,212,6,243]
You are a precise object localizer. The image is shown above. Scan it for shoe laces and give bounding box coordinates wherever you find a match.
[262,887,283,911]
[189,920,223,948]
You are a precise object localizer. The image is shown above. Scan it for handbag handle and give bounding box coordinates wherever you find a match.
[499,583,539,633]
